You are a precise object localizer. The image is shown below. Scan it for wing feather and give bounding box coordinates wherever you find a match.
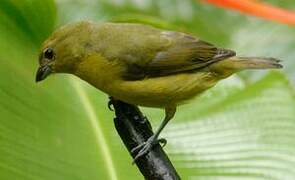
[144,31,235,76]
[113,26,236,80]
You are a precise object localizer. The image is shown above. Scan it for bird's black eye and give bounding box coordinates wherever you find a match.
[44,48,54,60]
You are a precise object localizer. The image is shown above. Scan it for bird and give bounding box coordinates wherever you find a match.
[36,21,282,162]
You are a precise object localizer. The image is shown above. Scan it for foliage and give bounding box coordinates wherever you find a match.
[0,0,294,179]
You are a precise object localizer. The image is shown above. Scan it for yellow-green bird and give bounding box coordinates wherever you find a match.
[36,21,282,161]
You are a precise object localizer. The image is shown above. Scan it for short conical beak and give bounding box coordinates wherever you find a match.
[35,65,51,82]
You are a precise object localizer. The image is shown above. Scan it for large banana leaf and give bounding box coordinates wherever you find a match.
[0,0,295,179]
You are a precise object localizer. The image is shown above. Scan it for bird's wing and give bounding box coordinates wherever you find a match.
[100,23,236,80]
[144,31,236,77]
[122,30,236,80]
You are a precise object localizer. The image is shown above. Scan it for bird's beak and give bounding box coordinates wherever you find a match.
[35,65,51,82]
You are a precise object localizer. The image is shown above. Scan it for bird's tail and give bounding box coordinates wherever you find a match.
[228,56,283,70]
[208,56,283,78]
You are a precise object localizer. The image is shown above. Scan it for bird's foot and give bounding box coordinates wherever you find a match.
[131,135,167,163]
[108,97,114,111]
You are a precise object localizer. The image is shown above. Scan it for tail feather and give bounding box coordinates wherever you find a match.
[208,56,283,78]
[229,56,283,70]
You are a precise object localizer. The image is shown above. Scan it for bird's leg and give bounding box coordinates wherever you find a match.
[131,106,176,163]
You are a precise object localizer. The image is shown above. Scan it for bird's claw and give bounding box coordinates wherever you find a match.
[131,136,167,164]
[158,138,167,147]
[108,97,114,111]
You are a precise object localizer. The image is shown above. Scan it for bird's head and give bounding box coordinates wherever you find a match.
[36,21,93,82]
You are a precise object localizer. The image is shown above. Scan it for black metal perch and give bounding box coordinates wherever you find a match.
[111,98,181,180]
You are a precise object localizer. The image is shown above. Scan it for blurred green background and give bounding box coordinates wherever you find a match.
[0,0,295,179]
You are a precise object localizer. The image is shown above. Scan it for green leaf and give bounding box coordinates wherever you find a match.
[164,72,295,179]
[0,0,56,45]
[0,0,295,179]
[0,0,143,179]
